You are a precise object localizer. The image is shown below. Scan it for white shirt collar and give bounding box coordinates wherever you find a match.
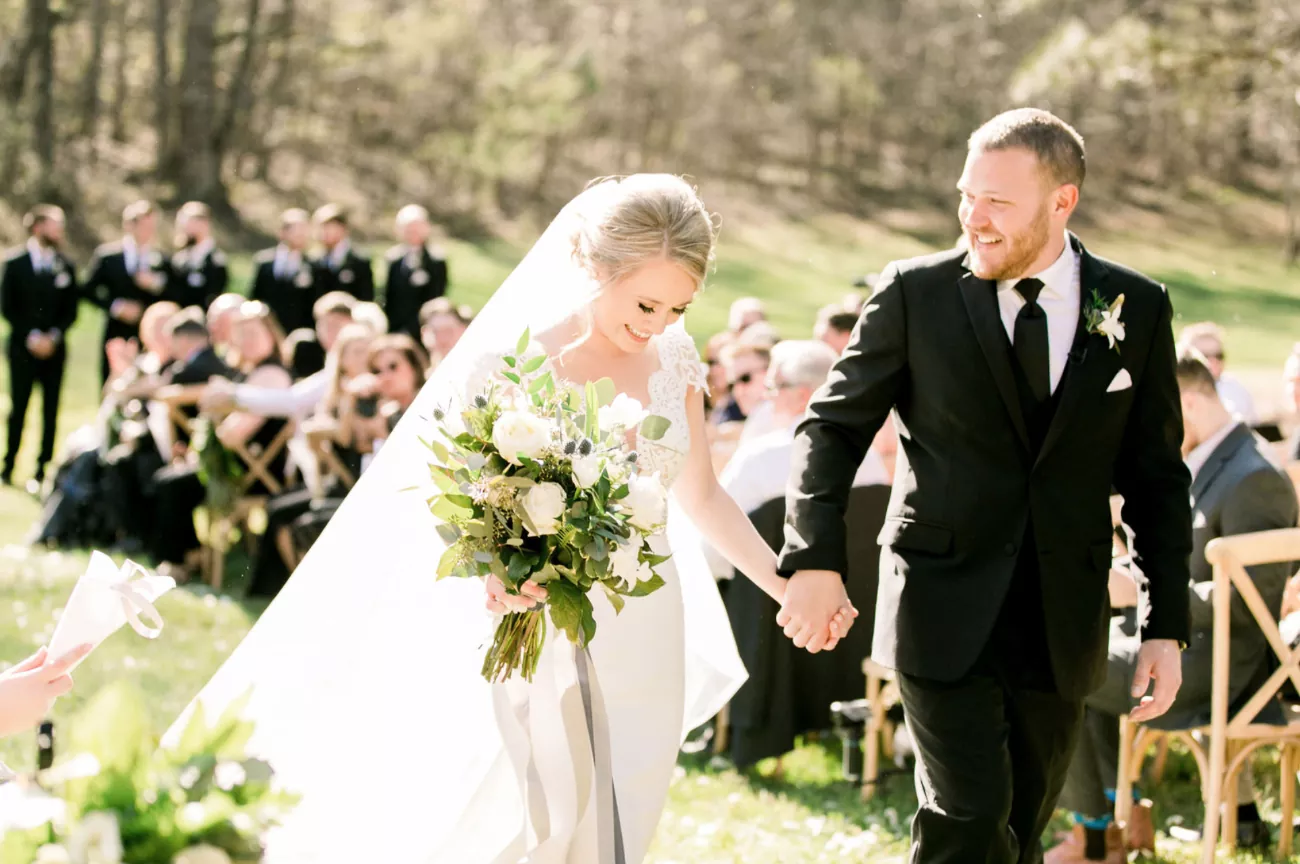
[27,237,48,270]
[330,240,351,267]
[998,231,1076,300]
[190,238,215,262]
[275,244,301,271]
[1186,418,1240,480]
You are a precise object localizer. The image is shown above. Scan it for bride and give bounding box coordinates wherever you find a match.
[169,174,858,863]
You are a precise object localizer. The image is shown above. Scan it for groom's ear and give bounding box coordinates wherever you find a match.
[1052,183,1080,220]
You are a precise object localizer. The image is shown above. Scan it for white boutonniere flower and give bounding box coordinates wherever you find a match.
[1085,291,1125,352]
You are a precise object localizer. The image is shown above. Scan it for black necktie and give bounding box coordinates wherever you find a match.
[1013,278,1050,403]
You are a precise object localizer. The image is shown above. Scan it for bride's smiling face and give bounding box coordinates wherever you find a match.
[591,258,699,354]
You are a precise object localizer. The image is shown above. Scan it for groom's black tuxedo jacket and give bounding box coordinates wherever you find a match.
[778,235,1192,699]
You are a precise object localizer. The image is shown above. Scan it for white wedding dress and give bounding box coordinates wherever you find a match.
[166,188,746,863]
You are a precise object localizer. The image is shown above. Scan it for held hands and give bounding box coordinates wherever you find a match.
[25,331,54,359]
[779,570,859,654]
[1129,638,1182,723]
[0,644,92,739]
[110,298,144,324]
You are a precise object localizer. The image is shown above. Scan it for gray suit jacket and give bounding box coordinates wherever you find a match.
[1158,422,1298,729]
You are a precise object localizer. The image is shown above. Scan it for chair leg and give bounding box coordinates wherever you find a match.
[1151,735,1171,783]
[1280,744,1296,860]
[862,671,882,802]
[713,703,730,756]
[1115,715,1135,835]
[1202,741,1226,864]
[1223,744,1240,852]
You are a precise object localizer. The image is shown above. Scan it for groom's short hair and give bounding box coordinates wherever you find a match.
[969,108,1086,190]
[1175,346,1219,397]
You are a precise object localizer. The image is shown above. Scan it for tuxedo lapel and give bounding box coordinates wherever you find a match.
[1034,239,1120,467]
[958,268,1031,453]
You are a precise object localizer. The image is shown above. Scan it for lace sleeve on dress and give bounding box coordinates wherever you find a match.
[658,326,710,395]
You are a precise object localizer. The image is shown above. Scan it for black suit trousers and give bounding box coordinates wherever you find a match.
[5,340,65,471]
[898,533,1085,864]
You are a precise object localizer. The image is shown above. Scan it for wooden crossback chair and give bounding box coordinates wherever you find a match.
[1115,528,1300,863]
[205,420,295,591]
[155,384,207,443]
[861,657,900,801]
[303,422,357,492]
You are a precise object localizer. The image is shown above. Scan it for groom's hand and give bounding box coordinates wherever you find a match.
[1129,638,1182,723]
[779,570,859,654]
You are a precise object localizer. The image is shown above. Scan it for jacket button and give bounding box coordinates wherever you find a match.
[1004,543,1017,556]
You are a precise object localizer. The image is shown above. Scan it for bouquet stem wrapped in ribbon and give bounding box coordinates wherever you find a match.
[421,330,673,682]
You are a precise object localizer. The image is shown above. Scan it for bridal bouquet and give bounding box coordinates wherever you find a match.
[421,330,673,683]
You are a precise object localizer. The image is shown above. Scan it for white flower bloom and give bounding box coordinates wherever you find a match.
[173,846,233,864]
[520,482,567,535]
[0,782,65,832]
[34,846,71,864]
[179,802,208,828]
[492,410,552,465]
[214,760,246,791]
[609,537,651,585]
[571,454,603,488]
[599,394,648,432]
[623,472,668,532]
[67,811,123,864]
[1098,296,1126,349]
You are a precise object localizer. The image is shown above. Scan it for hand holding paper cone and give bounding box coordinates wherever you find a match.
[47,551,176,675]
[0,643,91,738]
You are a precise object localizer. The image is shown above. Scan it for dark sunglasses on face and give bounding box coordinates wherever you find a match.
[730,372,757,386]
[372,361,401,374]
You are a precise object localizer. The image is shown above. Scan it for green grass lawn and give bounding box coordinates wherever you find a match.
[0,211,1298,860]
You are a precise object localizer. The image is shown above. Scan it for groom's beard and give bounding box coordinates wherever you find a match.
[968,204,1052,282]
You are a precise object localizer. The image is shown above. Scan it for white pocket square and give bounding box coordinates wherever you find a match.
[1107,368,1133,392]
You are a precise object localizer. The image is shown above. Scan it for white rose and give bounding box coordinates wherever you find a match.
[623,472,668,532]
[520,482,567,535]
[214,760,246,790]
[570,454,603,488]
[608,537,651,585]
[67,811,123,864]
[173,846,233,864]
[598,394,647,431]
[35,846,71,864]
[492,410,552,465]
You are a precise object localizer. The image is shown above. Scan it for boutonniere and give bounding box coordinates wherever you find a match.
[1084,290,1125,352]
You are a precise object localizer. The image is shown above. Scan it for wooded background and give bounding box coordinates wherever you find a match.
[0,0,1297,256]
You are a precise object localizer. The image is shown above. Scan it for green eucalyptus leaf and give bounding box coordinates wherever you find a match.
[516,328,531,356]
[639,415,671,441]
[521,355,547,374]
[435,523,461,545]
[437,546,461,579]
[503,371,521,385]
[593,378,616,409]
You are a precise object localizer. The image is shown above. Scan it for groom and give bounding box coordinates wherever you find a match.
[777,108,1192,862]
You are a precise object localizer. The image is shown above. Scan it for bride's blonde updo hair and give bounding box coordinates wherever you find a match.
[570,174,718,289]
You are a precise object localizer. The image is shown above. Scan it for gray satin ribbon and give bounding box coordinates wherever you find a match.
[575,644,625,864]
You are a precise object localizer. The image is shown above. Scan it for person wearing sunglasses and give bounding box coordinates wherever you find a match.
[1178,321,1257,425]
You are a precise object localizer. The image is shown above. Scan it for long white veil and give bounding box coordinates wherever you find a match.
[165,181,745,862]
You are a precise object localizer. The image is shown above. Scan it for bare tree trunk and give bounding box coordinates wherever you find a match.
[249,0,295,182]
[109,0,129,142]
[176,0,224,203]
[79,0,110,140]
[31,0,55,193]
[0,21,36,104]
[154,0,174,171]
[214,0,261,159]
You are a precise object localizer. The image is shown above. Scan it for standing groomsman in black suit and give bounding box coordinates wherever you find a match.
[1,206,79,489]
[311,204,374,302]
[779,109,1192,863]
[250,208,316,333]
[383,204,448,341]
[169,201,228,310]
[83,200,173,383]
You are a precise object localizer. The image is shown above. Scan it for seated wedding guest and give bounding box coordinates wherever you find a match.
[1050,349,1298,863]
[841,290,866,314]
[0,644,91,740]
[206,293,245,359]
[1179,321,1258,424]
[200,292,358,420]
[711,342,770,425]
[104,300,181,396]
[703,331,736,412]
[418,297,472,368]
[285,334,429,558]
[312,204,374,302]
[384,204,449,341]
[814,309,857,356]
[1283,344,1300,461]
[737,320,780,350]
[706,341,887,768]
[284,328,326,380]
[728,296,766,333]
[250,208,315,333]
[170,201,228,309]
[150,302,290,579]
[247,325,377,598]
[351,300,389,336]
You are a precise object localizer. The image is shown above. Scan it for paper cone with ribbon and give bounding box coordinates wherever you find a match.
[47,551,176,672]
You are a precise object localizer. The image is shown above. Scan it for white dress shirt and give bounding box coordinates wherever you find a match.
[122,235,150,274]
[995,232,1080,394]
[1185,419,1240,481]
[273,244,303,279]
[26,237,50,272]
[188,237,215,266]
[705,424,889,579]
